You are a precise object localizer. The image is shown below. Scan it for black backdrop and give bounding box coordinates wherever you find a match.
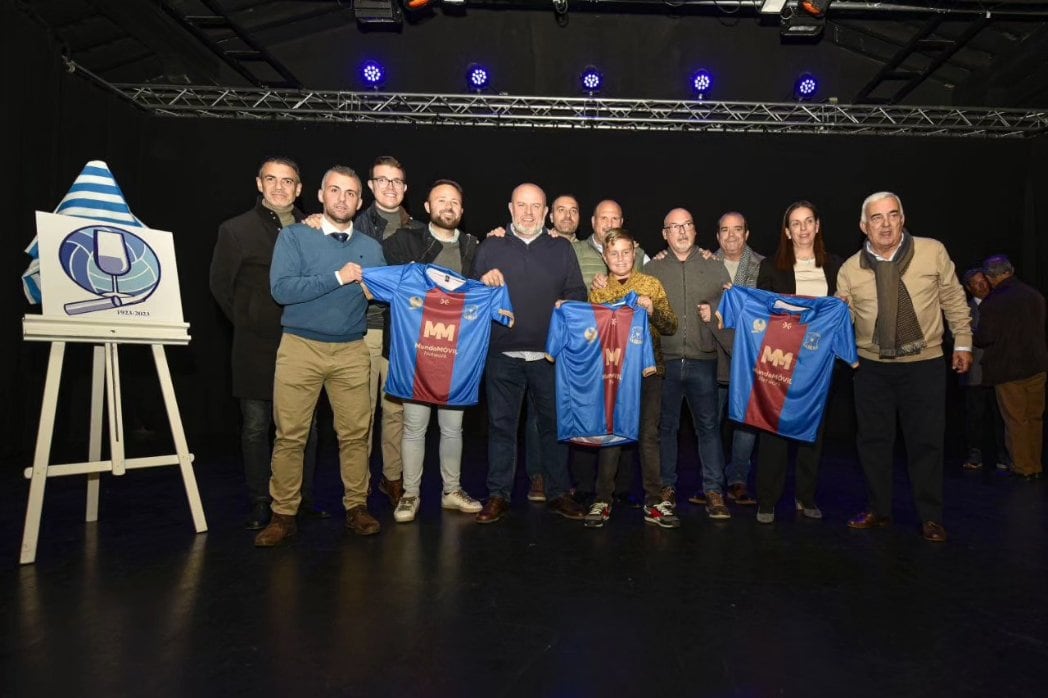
[4,4,1045,464]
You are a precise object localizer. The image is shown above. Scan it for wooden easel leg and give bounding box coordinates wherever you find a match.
[21,343,66,565]
[105,342,126,476]
[152,344,207,533]
[85,345,105,522]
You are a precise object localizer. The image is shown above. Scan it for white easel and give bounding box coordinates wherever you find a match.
[20,315,207,564]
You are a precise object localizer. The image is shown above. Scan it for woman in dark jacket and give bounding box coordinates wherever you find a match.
[753,200,842,524]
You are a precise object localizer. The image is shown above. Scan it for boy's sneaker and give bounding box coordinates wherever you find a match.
[643,501,681,529]
[584,502,612,528]
[393,495,420,523]
[705,492,732,520]
[442,490,483,513]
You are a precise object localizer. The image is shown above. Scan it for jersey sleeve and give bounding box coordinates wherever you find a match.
[362,264,409,304]
[718,285,744,330]
[545,304,569,360]
[488,284,515,328]
[829,300,860,367]
[639,311,657,377]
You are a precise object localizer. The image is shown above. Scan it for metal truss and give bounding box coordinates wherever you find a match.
[114,84,1048,138]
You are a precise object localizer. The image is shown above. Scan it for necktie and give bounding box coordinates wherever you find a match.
[333,232,348,243]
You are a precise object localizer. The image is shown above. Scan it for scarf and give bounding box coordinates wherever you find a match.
[859,232,925,358]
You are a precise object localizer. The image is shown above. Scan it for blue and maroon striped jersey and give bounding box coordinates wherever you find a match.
[546,293,657,446]
[363,263,514,406]
[719,285,858,442]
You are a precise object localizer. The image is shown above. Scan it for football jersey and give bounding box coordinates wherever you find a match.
[363,263,514,406]
[546,293,657,446]
[719,285,858,442]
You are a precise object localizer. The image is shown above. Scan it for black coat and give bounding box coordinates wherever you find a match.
[974,276,1048,384]
[756,253,842,297]
[382,224,479,276]
[209,200,302,400]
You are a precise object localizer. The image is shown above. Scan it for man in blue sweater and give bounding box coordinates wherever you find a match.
[255,165,387,546]
[472,182,588,524]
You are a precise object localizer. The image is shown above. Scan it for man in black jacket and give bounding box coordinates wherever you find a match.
[355,156,426,507]
[209,157,324,529]
[975,255,1047,480]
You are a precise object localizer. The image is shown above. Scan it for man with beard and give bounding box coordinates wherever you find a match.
[472,183,588,523]
[380,180,485,521]
[209,157,326,530]
[255,166,386,546]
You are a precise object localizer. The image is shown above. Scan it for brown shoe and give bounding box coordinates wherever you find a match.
[527,475,546,503]
[378,477,404,507]
[922,521,947,542]
[705,491,731,520]
[476,496,510,524]
[847,511,891,529]
[345,505,381,536]
[254,512,297,547]
[659,486,677,506]
[726,483,756,505]
[548,494,586,520]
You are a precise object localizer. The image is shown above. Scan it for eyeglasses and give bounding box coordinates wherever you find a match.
[662,221,694,234]
[372,176,406,188]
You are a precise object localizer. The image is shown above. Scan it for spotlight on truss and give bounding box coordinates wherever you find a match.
[580,65,603,96]
[794,73,819,101]
[466,63,490,92]
[691,69,713,99]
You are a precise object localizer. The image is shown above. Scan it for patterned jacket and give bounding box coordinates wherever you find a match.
[589,272,678,375]
[713,245,764,289]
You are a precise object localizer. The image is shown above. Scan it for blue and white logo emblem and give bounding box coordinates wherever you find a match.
[59,225,161,315]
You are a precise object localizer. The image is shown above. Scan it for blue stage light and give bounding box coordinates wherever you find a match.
[467,64,490,92]
[691,69,713,98]
[360,60,385,88]
[795,73,819,100]
[580,66,603,95]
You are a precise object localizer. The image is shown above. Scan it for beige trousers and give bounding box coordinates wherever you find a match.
[363,328,404,481]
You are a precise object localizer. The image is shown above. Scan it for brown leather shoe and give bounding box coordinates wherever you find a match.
[345,505,381,536]
[922,521,947,542]
[476,496,509,524]
[254,512,297,547]
[847,511,891,529]
[548,494,586,520]
[378,477,404,507]
[727,483,756,505]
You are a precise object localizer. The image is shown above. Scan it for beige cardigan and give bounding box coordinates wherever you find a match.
[837,236,972,363]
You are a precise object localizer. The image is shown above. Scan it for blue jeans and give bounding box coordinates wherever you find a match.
[484,354,570,501]
[718,385,758,487]
[659,358,726,494]
[241,398,318,505]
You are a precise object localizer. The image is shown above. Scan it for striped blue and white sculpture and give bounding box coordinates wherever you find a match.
[21,160,147,303]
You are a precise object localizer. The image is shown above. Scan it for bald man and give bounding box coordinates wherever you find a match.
[471,183,588,524]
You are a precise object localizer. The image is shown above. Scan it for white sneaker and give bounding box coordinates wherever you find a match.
[441,489,482,513]
[394,495,420,523]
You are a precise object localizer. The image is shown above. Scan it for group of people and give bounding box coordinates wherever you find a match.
[210,154,1046,548]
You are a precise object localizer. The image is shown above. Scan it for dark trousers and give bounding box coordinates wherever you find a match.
[241,398,318,505]
[854,358,945,523]
[484,353,570,501]
[573,445,633,495]
[596,375,663,505]
[964,384,1008,466]
[756,417,827,509]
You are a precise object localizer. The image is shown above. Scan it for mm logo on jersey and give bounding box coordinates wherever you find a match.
[604,347,622,366]
[761,346,794,370]
[424,321,456,342]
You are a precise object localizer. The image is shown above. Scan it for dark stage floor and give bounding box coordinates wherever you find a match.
[2,433,1046,697]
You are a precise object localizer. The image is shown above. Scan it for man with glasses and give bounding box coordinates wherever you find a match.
[256,165,386,546]
[355,156,426,508]
[210,157,326,530]
[645,208,733,519]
